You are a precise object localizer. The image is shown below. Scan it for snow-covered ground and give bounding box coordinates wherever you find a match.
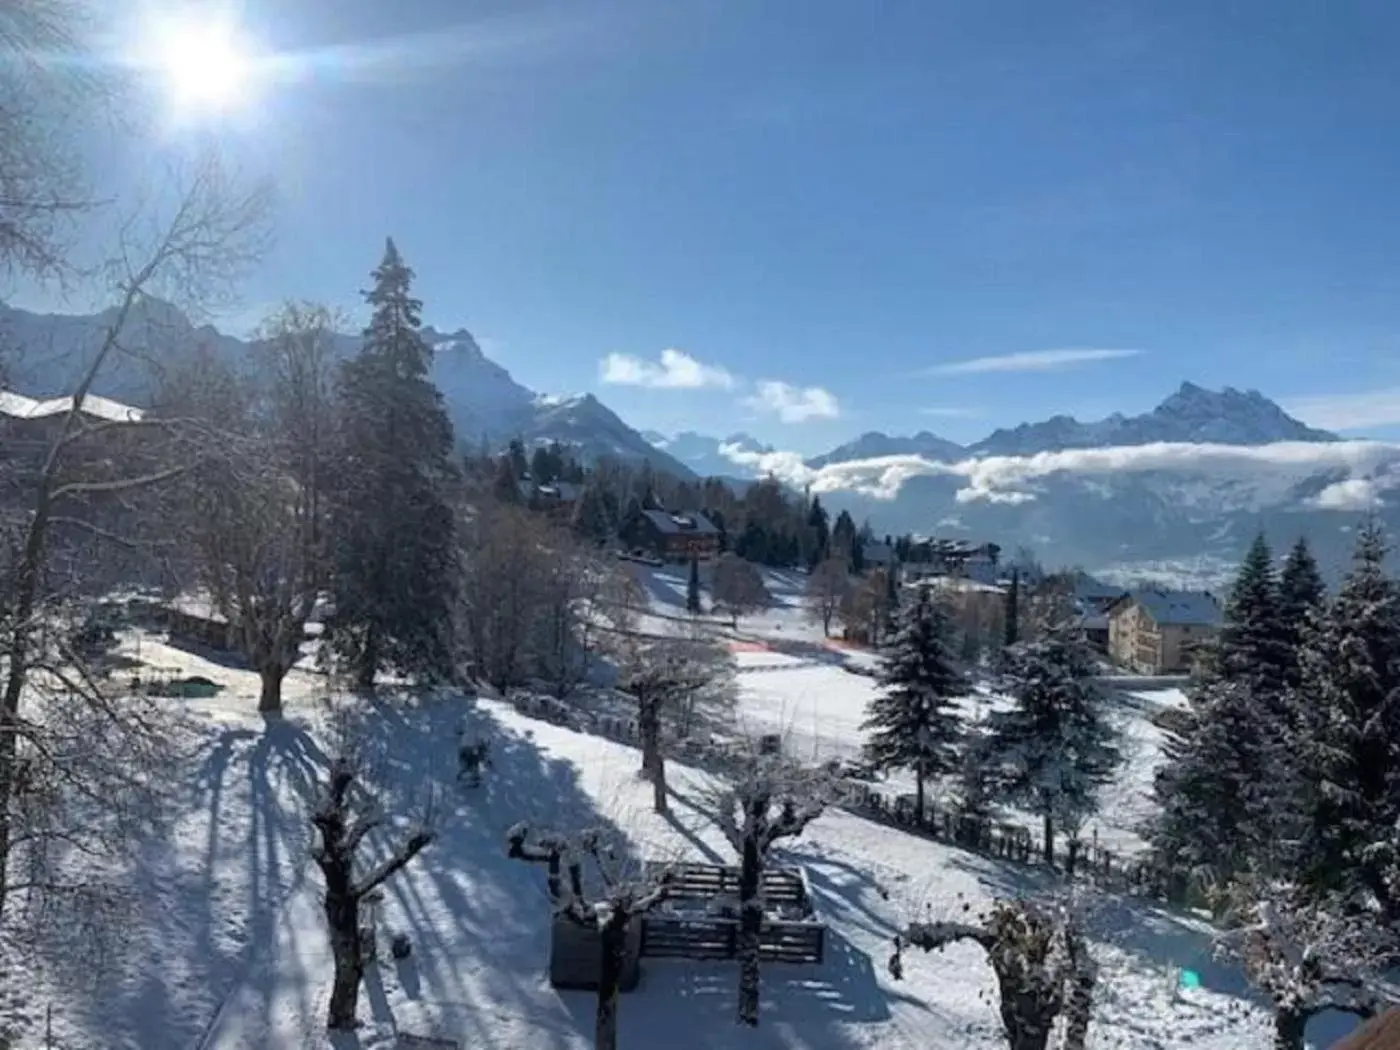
[2,618,1372,1049]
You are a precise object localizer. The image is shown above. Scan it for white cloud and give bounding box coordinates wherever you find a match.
[745,380,841,423]
[1311,478,1385,511]
[598,348,736,390]
[1282,387,1400,431]
[927,348,1142,375]
[718,437,1400,507]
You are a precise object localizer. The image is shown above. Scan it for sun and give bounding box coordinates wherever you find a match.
[146,14,257,117]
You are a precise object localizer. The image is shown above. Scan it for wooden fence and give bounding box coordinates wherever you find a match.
[639,863,826,965]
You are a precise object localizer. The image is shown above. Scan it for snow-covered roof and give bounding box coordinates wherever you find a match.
[862,542,893,565]
[1121,588,1221,627]
[641,509,718,535]
[0,390,144,423]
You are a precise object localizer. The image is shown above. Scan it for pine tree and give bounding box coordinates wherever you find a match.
[1278,536,1325,682]
[325,239,458,690]
[1004,569,1020,647]
[984,636,1120,870]
[861,588,966,826]
[1211,533,1289,695]
[686,556,702,614]
[1151,535,1293,892]
[1294,523,1400,918]
[806,496,830,569]
[571,483,612,543]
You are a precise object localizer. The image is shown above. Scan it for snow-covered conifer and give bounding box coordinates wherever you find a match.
[861,586,966,827]
[984,635,1120,870]
[1294,522,1400,918]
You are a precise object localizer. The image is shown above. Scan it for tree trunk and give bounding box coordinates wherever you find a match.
[1274,1007,1307,1050]
[258,664,286,716]
[651,750,668,815]
[355,626,378,692]
[996,977,1054,1050]
[1042,808,1055,869]
[1062,946,1094,1050]
[914,769,925,828]
[736,833,763,1027]
[324,885,363,1029]
[595,912,628,1050]
[1065,836,1079,877]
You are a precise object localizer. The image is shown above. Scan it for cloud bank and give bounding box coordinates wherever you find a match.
[719,438,1400,507]
[1282,387,1400,431]
[927,348,1142,375]
[599,348,736,390]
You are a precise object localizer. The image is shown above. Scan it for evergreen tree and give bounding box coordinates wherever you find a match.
[492,454,522,504]
[507,438,529,480]
[1003,569,1020,647]
[806,496,830,569]
[686,556,702,614]
[861,589,966,826]
[325,239,458,690]
[1211,533,1289,695]
[984,636,1120,869]
[1278,536,1326,680]
[1294,523,1400,918]
[831,510,857,568]
[1151,534,1292,892]
[571,483,612,543]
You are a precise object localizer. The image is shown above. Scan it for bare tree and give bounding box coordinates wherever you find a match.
[711,552,769,629]
[708,751,827,1027]
[312,750,436,1030]
[507,823,671,1050]
[839,568,893,646]
[1217,880,1389,1050]
[0,0,106,280]
[0,151,270,913]
[615,634,732,814]
[170,305,339,714]
[805,556,850,637]
[890,895,1097,1050]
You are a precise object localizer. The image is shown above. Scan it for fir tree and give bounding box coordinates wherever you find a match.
[861,588,966,826]
[686,556,702,614]
[1211,533,1289,695]
[984,635,1120,870]
[1004,568,1020,647]
[492,454,522,504]
[571,483,612,543]
[1294,523,1400,918]
[1152,535,1293,891]
[806,496,830,569]
[325,238,458,690]
[1278,536,1326,681]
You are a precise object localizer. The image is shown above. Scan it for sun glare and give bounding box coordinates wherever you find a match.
[146,14,257,118]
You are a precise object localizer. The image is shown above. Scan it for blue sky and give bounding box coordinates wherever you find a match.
[12,0,1400,454]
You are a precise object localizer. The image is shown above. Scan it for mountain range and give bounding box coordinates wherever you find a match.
[3,298,1394,585]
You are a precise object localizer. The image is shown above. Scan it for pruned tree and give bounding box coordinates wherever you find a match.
[984,636,1120,871]
[616,633,732,814]
[805,555,850,636]
[1216,880,1390,1050]
[709,751,828,1026]
[862,586,966,826]
[507,823,671,1050]
[312,750,436,1030]
[711,552,769,628]
[890,895,1097,1050]
[0,150,270,914]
